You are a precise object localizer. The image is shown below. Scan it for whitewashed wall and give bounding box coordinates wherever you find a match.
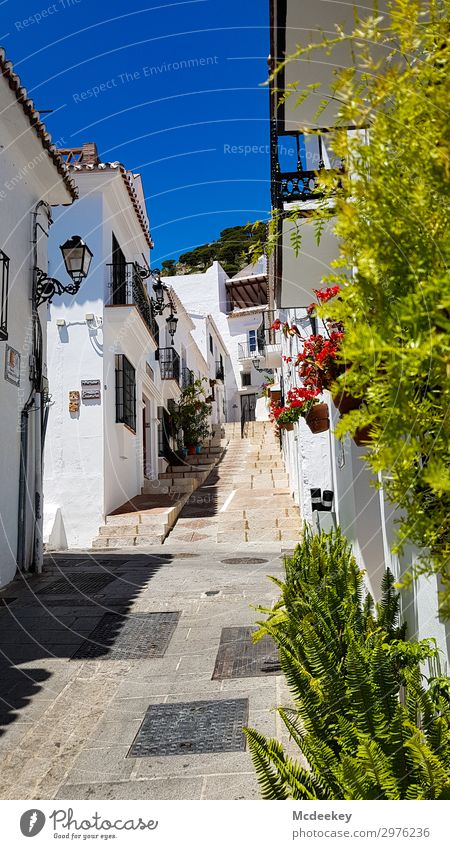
[0,76,73,584]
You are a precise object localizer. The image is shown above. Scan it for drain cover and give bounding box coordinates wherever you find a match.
[128,698,248,757]
[37,573,118,596]
[212,627,281,679]
[220,557,268,565]
[72,611,180,660]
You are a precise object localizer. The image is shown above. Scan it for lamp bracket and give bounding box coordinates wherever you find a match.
[34,267,80,308]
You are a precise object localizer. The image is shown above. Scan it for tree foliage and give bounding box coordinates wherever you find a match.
[166,222,267,276]
[275,0,450,611]
[245,528,450,799]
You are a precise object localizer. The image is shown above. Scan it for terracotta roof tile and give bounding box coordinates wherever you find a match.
[0,48,77,201]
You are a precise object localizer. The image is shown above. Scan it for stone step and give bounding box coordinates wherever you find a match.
[169,464,213,474]
[92,532,166,549]
[99,521,170,537]
[159,471,204,480]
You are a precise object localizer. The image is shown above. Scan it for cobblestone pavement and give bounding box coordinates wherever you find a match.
[0,547,295,800]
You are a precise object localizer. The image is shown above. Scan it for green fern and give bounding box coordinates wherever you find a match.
[245,527,450,800]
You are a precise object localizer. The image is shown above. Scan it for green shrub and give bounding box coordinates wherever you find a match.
[245,528,450,799]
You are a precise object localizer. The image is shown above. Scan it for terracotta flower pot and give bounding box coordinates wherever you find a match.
[305,402,329,434]
[332,391,362,415]
[353,425,373,446]
[187,445,196,456]
[278,421,294,431]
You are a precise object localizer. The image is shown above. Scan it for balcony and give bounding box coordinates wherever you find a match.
[215,362,224,382]
[157,347,180,384]
[273,130,343,206]
[107,262,159,346]
[181,366,195,388]
[237,311,282,369]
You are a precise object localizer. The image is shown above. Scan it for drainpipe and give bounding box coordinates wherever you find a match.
[16,200,52,574]
[17,396,34,571]
[32,201,52,574]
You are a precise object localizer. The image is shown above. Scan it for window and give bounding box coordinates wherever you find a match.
[0,250,10,341]
[209,333,213,354]
[115,354,136,431]
[248,329,257,353]
[111,234,127,304]
[241,372,252,387]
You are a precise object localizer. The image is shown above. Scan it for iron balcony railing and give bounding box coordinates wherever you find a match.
[215,362,225,382]
[107,262,159,346]
[157,347,181,384]
[237,311,280,360]
[181,366,195,388]
[273,129,344,205]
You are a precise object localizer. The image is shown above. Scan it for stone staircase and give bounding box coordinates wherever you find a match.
[216,421,302,544]
[91,437,225,549]
[163,420,301,547]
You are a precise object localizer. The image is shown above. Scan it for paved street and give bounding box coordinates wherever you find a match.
[0,545,293,800]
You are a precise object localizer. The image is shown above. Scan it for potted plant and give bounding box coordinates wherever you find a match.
[271,388,329,434]
[172,378,212,455]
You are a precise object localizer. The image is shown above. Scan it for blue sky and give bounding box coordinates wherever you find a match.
[2,0,271,263]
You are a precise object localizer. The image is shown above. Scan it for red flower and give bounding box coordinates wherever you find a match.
[270,319,281,330]
[313,285,341,303]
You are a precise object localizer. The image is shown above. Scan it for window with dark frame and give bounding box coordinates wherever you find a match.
[115,354,136,431]
[209,333,213,354]
[0,250,10,341]
[241,372,252,387]
[111,233,127,304]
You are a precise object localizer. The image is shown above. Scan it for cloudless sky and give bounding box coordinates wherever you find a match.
[1,0,271,264]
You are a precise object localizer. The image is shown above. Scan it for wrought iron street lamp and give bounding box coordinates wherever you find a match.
[60,234,93,285]
[166,312,178,342]
[34,234,93,307]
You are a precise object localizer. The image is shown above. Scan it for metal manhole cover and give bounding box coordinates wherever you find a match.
[128,698,248,757]
[37,573,118,596]
[71,611,180,660]
[212,627,281,679]
[220,557,268,565]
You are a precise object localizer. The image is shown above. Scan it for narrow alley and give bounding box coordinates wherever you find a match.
[0,424,297,800]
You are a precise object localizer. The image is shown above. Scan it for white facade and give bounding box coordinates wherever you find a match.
[43,146,209,550]
[270,0,449,666]
[164,259,278,423]
[0,51,76,586]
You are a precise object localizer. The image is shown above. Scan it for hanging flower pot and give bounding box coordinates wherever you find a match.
[278,421,294,432]
[353,425,373,446]
[187,445,196,456]
[195,444,203,454]
[305,402,329,434]
[332,391,362,415]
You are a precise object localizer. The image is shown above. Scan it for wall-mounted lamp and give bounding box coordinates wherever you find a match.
[35,235,93,307]
[166,312,178,343]
[85,313,95,322]
[56,318,66,327]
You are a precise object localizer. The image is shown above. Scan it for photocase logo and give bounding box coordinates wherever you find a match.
[20,810,46,837]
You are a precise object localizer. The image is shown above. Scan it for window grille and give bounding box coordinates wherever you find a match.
[115,354,136,431]
[0,250,10,341]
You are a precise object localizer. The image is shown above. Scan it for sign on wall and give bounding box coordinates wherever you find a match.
[4,345,20,386]
[81,379,101,401]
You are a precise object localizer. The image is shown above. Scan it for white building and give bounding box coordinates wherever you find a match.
[269,0,449,663]
[43,143,210,550]
[0,50,77,587]
[164,256,281,425]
